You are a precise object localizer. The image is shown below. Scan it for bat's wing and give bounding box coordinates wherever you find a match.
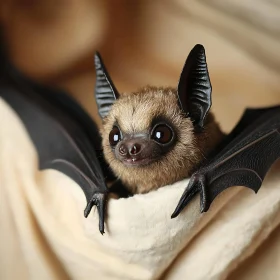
[172,105,280,218]
[0,45,108,234]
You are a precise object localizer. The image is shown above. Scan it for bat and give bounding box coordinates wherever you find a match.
[95,44,280,217]
[1,35,279,235]
[95,45,224,194]
[0,40,109,234]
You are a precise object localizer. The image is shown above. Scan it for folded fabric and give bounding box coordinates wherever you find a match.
[0,98,279,280]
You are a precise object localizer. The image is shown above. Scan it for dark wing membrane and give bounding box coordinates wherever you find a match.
[204,105,280,167]
[0,85,108,234]
[0,37,111,233]
[203,129,280,210]
[172,105,280,218]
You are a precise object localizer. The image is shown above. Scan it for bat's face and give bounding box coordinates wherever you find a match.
[101,86,222,193]
[95,45,224,194]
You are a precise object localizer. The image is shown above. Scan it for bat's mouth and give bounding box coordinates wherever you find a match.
[121,157,155,167]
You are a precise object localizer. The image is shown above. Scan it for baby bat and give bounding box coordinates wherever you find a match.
[95,45,224,194]
[95,44,280,219]
[1,37,279,234]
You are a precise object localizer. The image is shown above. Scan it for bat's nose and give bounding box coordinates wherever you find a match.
[119,142,142,156]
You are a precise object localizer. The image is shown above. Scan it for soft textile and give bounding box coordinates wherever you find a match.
[1,94,280,280]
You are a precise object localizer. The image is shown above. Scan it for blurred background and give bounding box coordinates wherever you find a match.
[0,0,279,131]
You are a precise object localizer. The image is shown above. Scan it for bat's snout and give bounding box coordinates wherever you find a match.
[116,138,160,167]
[119,141,142,156]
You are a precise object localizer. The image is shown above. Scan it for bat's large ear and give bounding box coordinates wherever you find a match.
[177,44,212,129]
[94,52,120,119]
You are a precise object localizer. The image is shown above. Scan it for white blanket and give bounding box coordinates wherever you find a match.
[1,98,280,280]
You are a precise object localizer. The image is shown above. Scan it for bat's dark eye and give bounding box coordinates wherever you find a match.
[109,126,122,146]
[151,124,174,145]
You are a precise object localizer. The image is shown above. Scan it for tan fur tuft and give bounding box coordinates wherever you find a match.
[101,86,224,194]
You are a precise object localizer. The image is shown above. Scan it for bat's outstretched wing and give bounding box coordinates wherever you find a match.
[172,105,280,218]
[0,43,108,234]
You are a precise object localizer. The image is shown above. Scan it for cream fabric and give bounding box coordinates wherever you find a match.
[1,94,280,280]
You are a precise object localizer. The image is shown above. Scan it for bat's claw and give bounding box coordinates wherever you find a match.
[84,193,107,235]
[171,174,207,218]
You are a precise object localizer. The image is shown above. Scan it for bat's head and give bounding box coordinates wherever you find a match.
[94,45,223,193]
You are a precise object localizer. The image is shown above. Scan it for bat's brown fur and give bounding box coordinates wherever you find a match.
[101,86,224,194]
